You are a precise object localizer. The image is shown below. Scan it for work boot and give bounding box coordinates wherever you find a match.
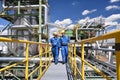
[54,59,58,64]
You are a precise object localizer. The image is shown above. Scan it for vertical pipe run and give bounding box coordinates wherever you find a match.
[81,43,84,80]
[18,0,20,15]
[39,0,42,42]
[108,46,113,63]
[25,43,29,80]
[46,25,49,44]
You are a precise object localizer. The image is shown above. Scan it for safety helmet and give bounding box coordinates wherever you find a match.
[61,30,65,33]
[53,32,58,35]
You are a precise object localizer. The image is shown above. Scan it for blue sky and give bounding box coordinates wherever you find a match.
[0,0,120,37]
[48,0,120,37]
[0,0,120,25]
[48,0,120,23]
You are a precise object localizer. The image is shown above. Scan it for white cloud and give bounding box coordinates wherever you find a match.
[82,9,97,15]
[105,14,120,22]
[105,14,120,26]
[67,24,75,29]
[54,19,72,26]
[49,18,73,38]
[110,0,120,3]
[105,21,118,26]
[106,5,120,10]
[78,17,90,24]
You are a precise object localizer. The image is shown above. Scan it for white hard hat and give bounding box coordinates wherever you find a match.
[61,30,65,33]
[53,32,58,35]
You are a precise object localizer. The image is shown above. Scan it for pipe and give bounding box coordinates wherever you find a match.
[42,5,48,25]
[70,57,82,71]
[2,3,48,26]
[3,5,41,9]
[76,57,82,71]
[92,48,115,52]
[81,21,88,28]
[96,41,115,52]
[77,28,99,31]
[86,22,93,28]
[0,57,52,63]
[38,0,42,42]
[11,25,44,28]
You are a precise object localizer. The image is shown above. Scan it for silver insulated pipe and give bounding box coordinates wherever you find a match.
[0,57,52,63]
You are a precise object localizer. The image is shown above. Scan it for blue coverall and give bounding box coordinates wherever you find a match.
[50,37,60,64]
[60,35,70,63]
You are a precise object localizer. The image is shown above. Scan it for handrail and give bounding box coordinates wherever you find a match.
[68,30,120,80]
[0,37,52,80]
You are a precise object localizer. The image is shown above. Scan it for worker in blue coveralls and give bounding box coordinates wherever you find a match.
[60,30,70,64]
[50,32,60,64]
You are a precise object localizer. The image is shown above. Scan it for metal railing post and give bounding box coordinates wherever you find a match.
[39,43,42,77]
[25,43,29,80]
[115,35,120,80]
[81,43,84,80]
[45,44,48,67]
[74,43,77,79]
[68,44,70,63]
[49,45,51,62]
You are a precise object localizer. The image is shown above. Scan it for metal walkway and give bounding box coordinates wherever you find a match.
[41,53,68,80]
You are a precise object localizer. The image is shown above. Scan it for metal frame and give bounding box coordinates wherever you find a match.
[68,30,120,80]
[0,37,52,80]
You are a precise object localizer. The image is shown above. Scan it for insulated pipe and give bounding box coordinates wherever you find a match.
[39,0,42,42]
[96,41,100,48]
[0,57,52,63]
[11,25,45,28]
[76,57,82,72]
[2,4,48,26]
[42,5,48,25]
[92,48,115,52]
[96,41,115,52]
[3,5,41,9]
[70,57,82,71]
